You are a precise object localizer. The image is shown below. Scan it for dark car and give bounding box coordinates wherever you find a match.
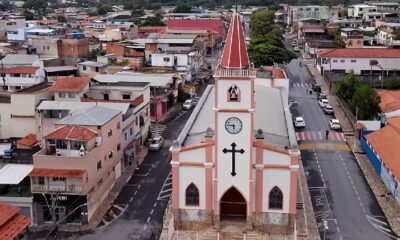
[312,84,321,93]
[317,93,327,100]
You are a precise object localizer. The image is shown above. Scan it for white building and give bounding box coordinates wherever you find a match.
[288,5,332,25]
[317,48,400,76]
[171,13,299,235]
[348,4,378,18]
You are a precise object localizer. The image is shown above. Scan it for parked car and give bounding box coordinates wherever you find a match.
[323,104,334,114]
[329,119,341,130]
[293,46,300,52]
[312,84,321,93]
[291,40,298,46]
[318,99,329,108]
[149,136,164,151]
[182,99,195,110]
[294,116,306,128]
[317,93,327,100]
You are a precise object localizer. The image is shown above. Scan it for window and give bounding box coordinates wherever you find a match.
[53,177,66,182]
[117,143,121,151]
[38,177,45,185]
[351,59,357,63]
[68,93,76,98]
[108,151,113,160]
[108,129,113,137]
[96,67,99,72]
[269,186,283,209]
[340,60,345,63]
[59,92,66,98]
[70,141,85,150]
[97,161,102,171]
[164,57,170,62]
[82,65,87,71]
[332,60,338,63]
[103,93,109,100]
[122,94,131,100]
[185,183,199,206]
[47,46,50,50]
[227,84,240,102]
[56,140,68,149]
[130,127,133,136]
[124,132,128,141]
[117,122,120,130]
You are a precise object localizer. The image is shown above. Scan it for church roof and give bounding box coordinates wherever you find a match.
[219,13,249,70]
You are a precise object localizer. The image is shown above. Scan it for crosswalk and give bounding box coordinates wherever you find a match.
[296,131,346,142]
[291,83,313,88]
[157,172,172,201]
[150,123,166,137]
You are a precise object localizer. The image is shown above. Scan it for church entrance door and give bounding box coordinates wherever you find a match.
[220,187,247,221]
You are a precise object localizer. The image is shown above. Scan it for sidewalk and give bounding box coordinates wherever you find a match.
[306,63,400,237]
[87,146,149,230]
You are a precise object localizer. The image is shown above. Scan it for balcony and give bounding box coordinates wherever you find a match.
[31,184,83,194]
[214,69,256,78]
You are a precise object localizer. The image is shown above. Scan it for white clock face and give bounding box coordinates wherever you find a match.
[225,117,242,134]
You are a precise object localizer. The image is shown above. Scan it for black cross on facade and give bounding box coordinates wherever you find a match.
[223,142,245,176]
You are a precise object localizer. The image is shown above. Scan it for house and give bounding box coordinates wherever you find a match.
[376,21,400,47]
[361,117,400,206]
[49,76,90,102]
[30,106,123,224]
[78,61,108,76]
[287,6,332,28]
[91,73,180,121]
[138,26,166,38]
[316,48,400,80]
[348,4,378,19]
[166,19,225,37]
[340,28,364,48]
[170,13,299,235]
[0,201,31,240]
[377,90,400,120]
[0,82,52,140]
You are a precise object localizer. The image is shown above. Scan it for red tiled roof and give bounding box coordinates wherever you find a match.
[45,126,97,141]
[387,117,400,131]
[365,124,400,180]
[219,14,249,69]
[0,202,19,227]
[318,48,400,58]
[29,168,85,178]
[139,26,166,32]
[50,77,90,93]
[166,19,224,36]
[17,134,39,148]
[0,67,38,74]
[263,66,286,79]
[378,90,400,113]
[0,201,31,240]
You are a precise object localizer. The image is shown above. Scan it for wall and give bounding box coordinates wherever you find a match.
[151,53,188,68]
[0,102,12,139]
[360,136,382,174]
[319,57,399,75]
[31,38,59,57]
[179,166,206,209]
[7,28,27,42]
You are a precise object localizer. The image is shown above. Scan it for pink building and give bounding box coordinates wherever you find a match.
[29,106,123,224]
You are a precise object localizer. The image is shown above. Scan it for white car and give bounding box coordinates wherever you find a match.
[182,99,194,110]
[149,136,164,151]
[293,46,300,52]
[323,104,334,114]
[291,40,298,46]
[318,99,329,108]
[294,117,306,128]
[329,119,341,130]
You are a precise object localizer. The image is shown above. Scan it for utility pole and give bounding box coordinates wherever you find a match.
[353,106,358,152]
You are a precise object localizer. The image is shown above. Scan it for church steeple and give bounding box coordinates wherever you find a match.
[219,13,249,70]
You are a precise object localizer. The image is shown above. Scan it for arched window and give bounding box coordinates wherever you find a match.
[269,186,283,209]
[185,183,199,206]
[227,85,240,102]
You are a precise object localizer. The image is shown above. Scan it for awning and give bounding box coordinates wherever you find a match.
[0,164,33,184]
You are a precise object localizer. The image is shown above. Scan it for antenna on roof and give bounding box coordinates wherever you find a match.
[235,0,238,13]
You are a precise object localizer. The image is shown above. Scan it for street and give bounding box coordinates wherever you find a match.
[284,50,397,239]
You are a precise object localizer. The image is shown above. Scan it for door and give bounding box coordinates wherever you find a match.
[220,187,247,221]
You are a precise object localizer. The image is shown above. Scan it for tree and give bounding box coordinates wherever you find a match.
[97,3,111,15]
[140,13,165,26]
[350,84,380,120]
[24,0,47,19]
[174,4,192,13]
[335,71,358,102]
[250,10,275,37]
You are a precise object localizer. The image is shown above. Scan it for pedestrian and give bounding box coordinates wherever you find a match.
[325,129,329,139]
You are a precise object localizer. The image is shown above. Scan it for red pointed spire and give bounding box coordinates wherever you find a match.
[219,13,249,69]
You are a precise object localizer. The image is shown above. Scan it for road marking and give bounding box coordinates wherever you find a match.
[154,203,157,207]
[134,191,138,195]
[129,197,133,202]
[147,217,151,222]
[150,209,154,215]
[143,225,147,231]
[126,176,132,183]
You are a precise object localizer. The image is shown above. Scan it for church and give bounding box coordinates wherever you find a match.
[170,12,300,234]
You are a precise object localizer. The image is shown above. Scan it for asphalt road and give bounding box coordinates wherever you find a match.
[53,108,193,240]
[284,45,397,239]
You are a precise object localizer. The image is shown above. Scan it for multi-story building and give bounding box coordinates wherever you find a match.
[30,106,123,224]
[287,6,332,27]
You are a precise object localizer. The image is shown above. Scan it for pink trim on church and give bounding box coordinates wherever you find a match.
[205,139,213,210]
[255,140,264,212]
[289,171,298,214]
[253,142,290,155]
[172,152,180,210]
[179,141,214,152]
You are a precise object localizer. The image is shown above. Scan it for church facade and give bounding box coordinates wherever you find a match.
[170,13,299,234]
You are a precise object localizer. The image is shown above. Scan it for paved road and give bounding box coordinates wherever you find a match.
[284,50,397,239]
[55,108,194,240]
